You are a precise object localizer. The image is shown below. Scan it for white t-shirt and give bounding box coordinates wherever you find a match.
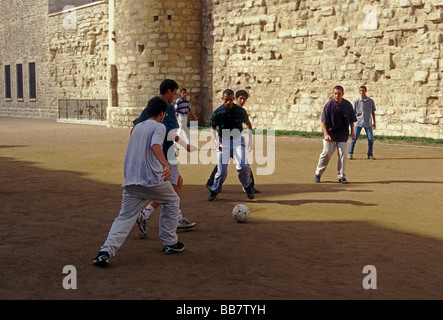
[122,119,166,188]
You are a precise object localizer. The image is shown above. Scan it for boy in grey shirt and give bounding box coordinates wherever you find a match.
[93,97,184,268]
[348,86,376,160]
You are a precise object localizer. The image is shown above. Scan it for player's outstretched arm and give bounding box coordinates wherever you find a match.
[210,127,221,151]
[245,120,253,152]
[167,131,197,152]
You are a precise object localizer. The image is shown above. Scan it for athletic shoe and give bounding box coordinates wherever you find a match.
[348,154,353,159]
[244,185,255,199]
[177,217,197,229]
[136,211,148,236]
[243,185,261,193]
[314,175,321,183]
[93,251,109,268]
[208,191,219,201]
[252,186,261,194]
[367,155,376,160]
[161,242,185,254]
[338,178,349,184]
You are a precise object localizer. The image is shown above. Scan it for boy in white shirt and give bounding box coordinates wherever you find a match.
[175,88,198,144]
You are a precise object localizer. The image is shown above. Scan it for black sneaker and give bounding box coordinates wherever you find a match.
[251,186,261,194]
[161,242,185,254]
[338,177,349,184]
[208,191,219,201]
[244,185,255,199]
[314,175,321,183]
[93,251,109,267]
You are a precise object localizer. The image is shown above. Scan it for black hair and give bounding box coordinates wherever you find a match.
[159,79,179,95]
[181,88,187,92]
[235,90,249,99]
[222,89,235,97]
[359,85,367,91]
[146,96,168,118]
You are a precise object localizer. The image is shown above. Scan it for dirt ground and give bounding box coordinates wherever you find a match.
[1,117,443,301]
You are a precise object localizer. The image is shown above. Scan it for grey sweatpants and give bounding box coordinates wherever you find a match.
[315,140,347,179]
[100,182,180,257]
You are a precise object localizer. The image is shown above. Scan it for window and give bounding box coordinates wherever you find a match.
[29,62,36,99]
[5,65,11,99]
[16,64,23,100]
[48,0,101,14]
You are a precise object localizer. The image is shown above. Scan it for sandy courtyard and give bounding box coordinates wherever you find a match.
[1,117,443,302]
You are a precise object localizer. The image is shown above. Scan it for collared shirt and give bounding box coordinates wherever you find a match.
[175,97,191,115]
[209,103,249,140]
[321,98,357,142]
[353,96,376,127]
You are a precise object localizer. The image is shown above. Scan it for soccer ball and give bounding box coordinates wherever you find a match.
[232,204,250,222]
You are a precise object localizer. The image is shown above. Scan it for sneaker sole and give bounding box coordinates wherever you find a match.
[93,259,108,268]
[177,223,197,229]
[161,246,185,254]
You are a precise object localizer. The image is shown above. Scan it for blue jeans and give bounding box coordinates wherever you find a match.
[348,126,374,156]
[211,136,252,194]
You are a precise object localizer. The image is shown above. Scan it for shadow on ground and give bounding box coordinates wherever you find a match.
[1,156,443,300]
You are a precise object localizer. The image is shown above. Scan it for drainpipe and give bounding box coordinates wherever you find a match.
[107,0,117,126]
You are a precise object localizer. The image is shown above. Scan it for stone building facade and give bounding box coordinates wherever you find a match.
[1,0,442,138]
[0,0,108,120]
[107,0,203,127]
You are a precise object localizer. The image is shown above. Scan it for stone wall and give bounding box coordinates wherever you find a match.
[202,0,443,139]
[47,1,109,112]
[1,0,443,138]
[0,0,52,119]
[107,0,202,128]
[0,0,108,120]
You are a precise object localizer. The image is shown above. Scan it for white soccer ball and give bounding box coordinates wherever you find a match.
[232,204,250,222]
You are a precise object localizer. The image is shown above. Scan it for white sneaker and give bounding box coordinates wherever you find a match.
[177,217,197,229]
[348,154,353,159]
[136,212,149,237]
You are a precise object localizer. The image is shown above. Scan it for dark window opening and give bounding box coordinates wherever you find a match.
[29,62,36,99]
[16,64,23,100]
[5,65,11,99]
